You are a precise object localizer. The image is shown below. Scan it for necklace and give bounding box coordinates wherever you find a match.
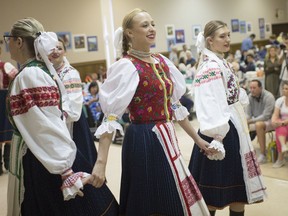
[20,57,36,70]
[130,48,151,59]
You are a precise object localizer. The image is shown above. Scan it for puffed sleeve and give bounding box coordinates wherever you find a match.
[160,54,189,120]
[95,58,139,138]
[10,67,76,174]
[194,61,230,138]
[61,67,83,123]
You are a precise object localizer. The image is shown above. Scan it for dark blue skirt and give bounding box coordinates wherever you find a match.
[120,123,184,216]
[21,111,119,216]
[0,90,13,142]
[188,121,248,209]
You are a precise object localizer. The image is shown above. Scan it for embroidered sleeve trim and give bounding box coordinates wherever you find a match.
[10,86,60,116]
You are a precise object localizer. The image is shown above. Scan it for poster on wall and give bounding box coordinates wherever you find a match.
[258,18,265,29]
[231,19,239,32]
[175,29,185,43]
[73,34,87,52]
[87,36,98,52]
[246,22,253,33]
[56,32,72,49]
[192,25,201,39]
[165,24,175,38]
[258,18,265,39]
[239,21,246,34]
[167,38,175,51]
[265,23,271,33]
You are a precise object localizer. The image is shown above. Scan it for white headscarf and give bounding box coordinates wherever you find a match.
[195,32,206,54]
[114,27,123,58]
[34,32,69,108]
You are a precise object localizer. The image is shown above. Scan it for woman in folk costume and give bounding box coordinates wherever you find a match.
[5,17,118,216]
[48,38,97,166]
[89,8,215,216]
[188,20,267,216]
[0,45,18,175]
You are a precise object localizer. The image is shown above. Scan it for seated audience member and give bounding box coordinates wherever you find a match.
[269,34,280,46]
[279,33,288,95]
[179,87,194,120]
[185,50,196,67]
[178,44,188,63]
[169,45,179,67]
[178,57,187,75]
[240,53,256,73]
[257,45,267,61]
[246,80,275,163]
[271,81,288,168]
[84,82,103,126]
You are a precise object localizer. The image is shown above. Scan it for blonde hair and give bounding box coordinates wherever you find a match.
[122,8,147,56]
[265,45,279,62]
[11,17,45,56]
[204,20,227,45]
[195,20,227,69]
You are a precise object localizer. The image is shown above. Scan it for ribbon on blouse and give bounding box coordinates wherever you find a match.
[195,32,206,54]
[114,27,123,58]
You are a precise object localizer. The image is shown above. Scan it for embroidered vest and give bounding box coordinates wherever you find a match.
[126,54,173,123]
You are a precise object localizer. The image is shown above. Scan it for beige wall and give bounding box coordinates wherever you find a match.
[0,0,287,65]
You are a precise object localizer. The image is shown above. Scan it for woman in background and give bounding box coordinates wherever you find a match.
[264,45,281,98]
[271,81,288,168]
[189,20,266,216]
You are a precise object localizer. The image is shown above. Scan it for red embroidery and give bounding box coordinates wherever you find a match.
[181,176,203,207]
[10,86,60,116]
[61,172,84,189]
[245,151,262,178]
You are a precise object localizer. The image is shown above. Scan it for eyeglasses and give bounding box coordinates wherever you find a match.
[3,35,19,44]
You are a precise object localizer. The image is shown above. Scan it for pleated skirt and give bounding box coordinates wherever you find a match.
[120,123,184,216]
[188,121,248,209]
[0,90,13,142]
[20,111,119,216]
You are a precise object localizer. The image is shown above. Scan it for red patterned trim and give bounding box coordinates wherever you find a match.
[245,151,262,178]
[9,86,60,116]
[61,172,84,189]
[155,123,203,215]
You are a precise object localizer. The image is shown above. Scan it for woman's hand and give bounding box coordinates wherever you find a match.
[89,161,107,188]
[272,120,284,128]
[196,138,219,156]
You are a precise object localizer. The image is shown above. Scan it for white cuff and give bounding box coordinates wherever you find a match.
[206,140,226,160]
[61,172,90,201]
[95,118,124,138]
[172,104,189,121]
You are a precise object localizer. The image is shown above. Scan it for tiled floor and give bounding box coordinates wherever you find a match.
[0,119,287,216]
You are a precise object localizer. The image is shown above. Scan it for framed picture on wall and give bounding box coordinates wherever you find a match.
[231,19,239,32]
[167,38,176,51]
[73,34,87,51]
[239,21,246,34]
[258,18,265,29]
[56,32,72,49]
[175,29,185,43]
[165,24,175,38]
[87,36,98,52]
[265,23,271,33]
[192,25,201,39]
[246,22,252,33]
